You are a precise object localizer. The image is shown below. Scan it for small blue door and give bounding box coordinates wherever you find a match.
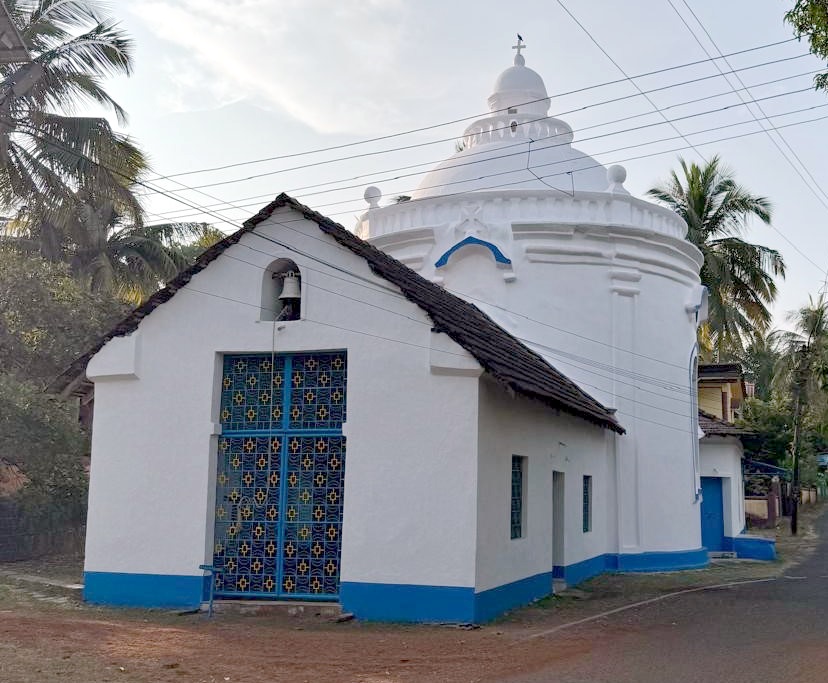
[700,477,725,552]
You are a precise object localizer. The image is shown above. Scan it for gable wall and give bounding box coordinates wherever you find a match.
[84,206,482,608]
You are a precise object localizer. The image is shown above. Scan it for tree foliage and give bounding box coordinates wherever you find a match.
[0,373,88,521]
[738,296,828,486]
[0,248,124,519]
[785,0,828,92]
[0,247,124,383]
[648,156,785,358]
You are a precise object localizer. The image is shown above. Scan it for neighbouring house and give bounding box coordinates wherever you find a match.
[698,363,745,423]
[52,44,777,623]
[697,364,774,560]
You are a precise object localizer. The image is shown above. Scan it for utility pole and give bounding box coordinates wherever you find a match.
[790,345,808,536]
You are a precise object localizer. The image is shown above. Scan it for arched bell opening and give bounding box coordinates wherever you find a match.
[260,258,302,322]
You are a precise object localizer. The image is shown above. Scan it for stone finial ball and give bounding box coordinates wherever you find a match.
[364,186,382,208]
[607,165,627,185]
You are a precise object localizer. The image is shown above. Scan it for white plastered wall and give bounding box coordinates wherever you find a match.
[373,197,706,558]
[85,204,481,589]
[475,378,613,593]
[699,437,745,538]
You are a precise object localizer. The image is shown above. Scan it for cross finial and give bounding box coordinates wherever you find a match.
[512,34,526,65]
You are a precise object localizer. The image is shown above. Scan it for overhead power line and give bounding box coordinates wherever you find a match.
[555,0,708,162]
[668,0,828,214]
[138,81,821,210]
[144,93,828,225]
[667,0,828,291]
[143,37,802,182]
[136,52,814,198]
[29,120,821,415]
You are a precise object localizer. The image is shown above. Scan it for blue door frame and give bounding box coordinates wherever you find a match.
[700,476,725,552]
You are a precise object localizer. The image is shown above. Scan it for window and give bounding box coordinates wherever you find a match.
[582,475,592,533]
[511,456,526,539]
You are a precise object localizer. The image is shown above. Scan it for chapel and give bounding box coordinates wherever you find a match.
[53,41,772,623]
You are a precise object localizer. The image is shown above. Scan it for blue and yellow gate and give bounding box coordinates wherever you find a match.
[212,351,347,599]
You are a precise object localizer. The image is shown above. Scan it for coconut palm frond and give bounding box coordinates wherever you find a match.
[648,156,783,357]
[0,0,145,233]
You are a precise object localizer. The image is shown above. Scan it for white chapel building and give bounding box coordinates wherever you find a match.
[58,43,773,623]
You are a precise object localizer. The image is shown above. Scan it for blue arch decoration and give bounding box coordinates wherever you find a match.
[434,236,512,269]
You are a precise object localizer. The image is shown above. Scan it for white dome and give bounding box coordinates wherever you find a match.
[492,64,547,94]
[412,137,609,199]
[412,48,609,199]
[488,60,550,116]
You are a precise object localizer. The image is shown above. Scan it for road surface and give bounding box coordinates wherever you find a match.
[507,514,828,683]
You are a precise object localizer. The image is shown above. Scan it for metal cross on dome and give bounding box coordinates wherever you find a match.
[512,35,525,56]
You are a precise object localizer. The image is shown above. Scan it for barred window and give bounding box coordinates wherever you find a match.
[582,475,592,533]
[511,456,526,539]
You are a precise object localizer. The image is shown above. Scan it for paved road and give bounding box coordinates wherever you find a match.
[507,515,828,683]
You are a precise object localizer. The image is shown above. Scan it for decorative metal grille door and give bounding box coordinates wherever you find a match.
[212,352,347,599]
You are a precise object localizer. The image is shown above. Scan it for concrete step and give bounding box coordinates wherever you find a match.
[209,599,342,617]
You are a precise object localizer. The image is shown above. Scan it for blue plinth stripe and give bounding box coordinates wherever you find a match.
[732,535,776,560]
[341,572,554,624]
[474,571,552,623]
[340,582,475,623]
[615,547,709,572]
[556,548,710,586]
[84,571,205,609]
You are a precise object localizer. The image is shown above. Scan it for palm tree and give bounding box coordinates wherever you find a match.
[648,156,785,358]
[3,193,222,304]
[736,329,784,401]
[0,1,146,224]
[65,195,220,304]
[775,295,828,404]
[773,294,828,532]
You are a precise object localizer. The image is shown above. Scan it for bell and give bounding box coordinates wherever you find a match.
[279,272,301,300]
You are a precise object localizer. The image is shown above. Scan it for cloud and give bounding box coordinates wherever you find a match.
[129,0,417,134]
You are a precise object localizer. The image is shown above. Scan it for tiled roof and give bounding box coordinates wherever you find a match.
[698,363,742,380]
[698,410,751,437]
[51,194,624,434]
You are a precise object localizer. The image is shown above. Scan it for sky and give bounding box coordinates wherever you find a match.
[93,0,828,328]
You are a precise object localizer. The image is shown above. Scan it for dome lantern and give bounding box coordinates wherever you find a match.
[487,37,550,117]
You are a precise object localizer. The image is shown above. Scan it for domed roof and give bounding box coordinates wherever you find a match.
[411,137,610,199]
[488,44,550,116]
[492,63,547,97]
[411,41,610,199]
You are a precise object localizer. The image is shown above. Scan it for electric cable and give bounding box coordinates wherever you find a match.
[137,67,817,196]
[144,37,801,181]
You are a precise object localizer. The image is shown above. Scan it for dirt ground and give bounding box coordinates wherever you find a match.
[0,505,822,683]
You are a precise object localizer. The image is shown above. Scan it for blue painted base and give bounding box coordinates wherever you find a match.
[340,582,475,623]
[556,554,608,586]
[84,571,206,609]
[341,571,553,624]
[556,548,709,586]
[732,535,776,561]
[343,549,711,624]
[473,571,552,623]
[614,547,709,572]
[83,546,724,622]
